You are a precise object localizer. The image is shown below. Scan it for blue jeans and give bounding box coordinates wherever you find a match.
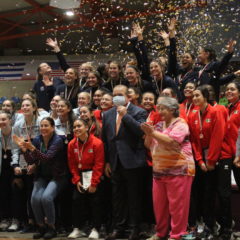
[31,177,67,225]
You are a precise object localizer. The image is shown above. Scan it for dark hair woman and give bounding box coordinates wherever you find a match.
[13,99,44,233]
[79,105,102,138]
[55,68,81,109]
[93,93,113,127]
[188,85,226,238]
[67,118,104,239]
[55,99,76,143]
[13,117,68,239]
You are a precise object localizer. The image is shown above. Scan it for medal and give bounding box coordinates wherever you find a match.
[76,138,88,171]
[199,133,204,139]
[2,131,12,159]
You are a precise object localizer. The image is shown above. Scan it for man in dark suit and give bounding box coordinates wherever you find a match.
[102,85,147,240]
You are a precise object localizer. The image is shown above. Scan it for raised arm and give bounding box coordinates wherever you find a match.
[160,18,178,78]
[130,23,151,81]
[46,38,70,72]
[219,70,240,85]
[212,39,236,75]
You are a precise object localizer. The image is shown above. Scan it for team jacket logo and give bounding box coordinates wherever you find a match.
[194,120,198,124]
[206,119,211,123]
[88,149,93,153]
[234,110,238,114]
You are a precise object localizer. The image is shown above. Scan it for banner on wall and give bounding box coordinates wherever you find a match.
[0,63,26,80]
[0,61,83,81]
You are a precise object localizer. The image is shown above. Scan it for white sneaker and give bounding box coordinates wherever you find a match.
[68,228,86,239]
[7,219,19,232]
[0,219,10,231]
[88,228,99,239]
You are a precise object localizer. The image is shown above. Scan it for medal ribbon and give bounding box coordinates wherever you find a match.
[2,131,11,156]
[185,103,193,117]
[198,110,203,139]
[76,137,88,169]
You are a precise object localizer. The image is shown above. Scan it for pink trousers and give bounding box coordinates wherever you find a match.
[153,175,193,239]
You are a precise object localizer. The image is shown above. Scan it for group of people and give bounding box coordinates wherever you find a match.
[0,19,240,240]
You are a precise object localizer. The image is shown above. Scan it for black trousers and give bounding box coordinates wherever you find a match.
[72,185,103,229]
[111,163,143,231]
[188,164,217,230]
[0,169,13,219]
[216,158,234,229]
[141,166,154,225]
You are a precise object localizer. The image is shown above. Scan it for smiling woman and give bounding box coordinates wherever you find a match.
[12,98,46,233]
[141,97,195,240]
[188,85,226,238]
[13,117,68,239]
[55,68,80,109]
[67,118,104,239]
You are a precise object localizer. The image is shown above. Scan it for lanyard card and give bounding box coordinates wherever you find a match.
[82,170,93,190]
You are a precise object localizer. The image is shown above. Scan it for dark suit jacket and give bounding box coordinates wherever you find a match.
[102,103,147,171]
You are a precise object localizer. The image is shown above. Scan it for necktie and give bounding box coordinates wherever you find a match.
[116,114,122,134]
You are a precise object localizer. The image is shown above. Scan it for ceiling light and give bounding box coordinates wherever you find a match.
[49,0,80,9]
[65,10,74,16]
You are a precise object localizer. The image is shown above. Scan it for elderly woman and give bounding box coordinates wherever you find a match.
[141,97,195,240]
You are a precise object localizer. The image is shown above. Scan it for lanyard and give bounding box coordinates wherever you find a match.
[111,78,122,91]
[198,62,210,79]
[185,103,192,117]
[228,100,240,122]
[65,86,74,100]
[153,76,163,96]
[2,131,11,159]
[198,111,204,139]
[178,70,192,84]
[76,138,87,169]
[24,119,34,139]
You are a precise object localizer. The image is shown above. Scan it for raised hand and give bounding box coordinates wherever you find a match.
[226,39,237,53]
[132,22,144,41]
[46,38,61,52]
[159,30,169,40]
[168,17,177,32]
[234,70,240,77]
[159,30,170,47]
[130,24,137,39]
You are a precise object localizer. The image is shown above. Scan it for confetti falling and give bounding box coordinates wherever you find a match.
[0,0,239,65]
